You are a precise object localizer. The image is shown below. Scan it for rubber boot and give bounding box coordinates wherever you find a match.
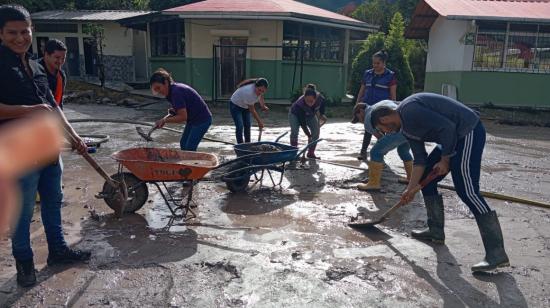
[411,194,445,244]
[290,138,298,148]
[471,211,510,272]
[16,259,36,287]
[306,144,320,160]
[357,161,383,191]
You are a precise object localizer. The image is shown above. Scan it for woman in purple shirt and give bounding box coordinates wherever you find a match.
[288,84,327,159]
[150,68,212,151]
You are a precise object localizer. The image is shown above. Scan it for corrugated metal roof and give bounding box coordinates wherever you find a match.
[164,0,374,29]
[31,10,154,21]
[427,0,550,22]
[406,0,550,38]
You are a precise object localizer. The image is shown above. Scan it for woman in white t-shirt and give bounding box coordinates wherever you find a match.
[229,78,269,143]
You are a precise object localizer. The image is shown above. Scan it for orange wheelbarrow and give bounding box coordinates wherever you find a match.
[97,147,260,219]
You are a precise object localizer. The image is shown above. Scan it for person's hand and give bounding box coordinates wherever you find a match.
[72,135,88,155]
[400,185,420,205]
[319,115,327,126]
[155,118,166,129]
[434,157,450,176]
[374,132,383,139]
[260,104,269,112]
[168,108,176,116]
[258,121,265,129]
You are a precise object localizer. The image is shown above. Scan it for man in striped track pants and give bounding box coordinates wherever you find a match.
[370,92,510,272]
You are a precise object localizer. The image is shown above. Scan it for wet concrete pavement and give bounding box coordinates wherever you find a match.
[1,103,549,307]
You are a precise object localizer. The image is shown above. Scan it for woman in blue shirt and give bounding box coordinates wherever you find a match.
[354,50,397,161]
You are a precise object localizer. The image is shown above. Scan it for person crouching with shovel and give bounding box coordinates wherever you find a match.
[351,100,413,190]
[370,92,509,272]
[149,68,212,151]
[288,84,327,159]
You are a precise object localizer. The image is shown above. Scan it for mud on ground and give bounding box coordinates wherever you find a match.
[1,101,549,307]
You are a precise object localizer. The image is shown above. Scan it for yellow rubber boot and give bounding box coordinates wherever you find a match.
[402,160,413,182]
[358,161,384,191]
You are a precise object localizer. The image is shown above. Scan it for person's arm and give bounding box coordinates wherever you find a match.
[400,139,428,204]
[258,95,269,111]
[157,108,187,127]
[389,74,397,101]
[249,105,264,128]
[296,109,311,138]
[0,103,52,119]
[355,84,366,105]
[389,84,397,101]
[317,96,327,125]
[53,106,88,154]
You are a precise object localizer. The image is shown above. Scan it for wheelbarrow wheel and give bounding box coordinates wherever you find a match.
[224,163,251,193]
[103,172,148,213]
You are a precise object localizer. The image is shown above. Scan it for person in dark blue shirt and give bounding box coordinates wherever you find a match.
[354,50,397,161]
[371,93,510,272]
[0,5,91,287]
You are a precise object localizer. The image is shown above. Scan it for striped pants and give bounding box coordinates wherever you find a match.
[421,121,492,216]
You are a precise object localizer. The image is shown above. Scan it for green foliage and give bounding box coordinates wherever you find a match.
[407,40,427,91]
[348,12,414,100]
[74,0,149,10]
[352,0,397,33]
[384,12,413,99]
[149,0,197,10]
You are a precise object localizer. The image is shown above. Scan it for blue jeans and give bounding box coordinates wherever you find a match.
[12,157,66,261]
[370,133,413,162]
[288,113,320,143]
[180,118,212,151]
[421,122,491,217]
[229,102,251,144]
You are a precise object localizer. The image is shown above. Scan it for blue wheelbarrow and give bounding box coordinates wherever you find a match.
[221,132,322,192]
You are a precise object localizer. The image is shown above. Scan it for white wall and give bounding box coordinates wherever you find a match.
[426,17,474,72]
[32,21,134,57]
[186,19,282,60]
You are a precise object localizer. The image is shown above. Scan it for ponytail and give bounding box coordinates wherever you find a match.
[373,50,389,63]
[149,68,174,86]
[237,77,269,89]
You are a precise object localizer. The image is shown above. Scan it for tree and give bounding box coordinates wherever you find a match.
[352,0,398,33]
[149,0,198,10]
[82,24,106,87]
[348,12,414,100]
[384,12,413,99]
[74,0,149,10]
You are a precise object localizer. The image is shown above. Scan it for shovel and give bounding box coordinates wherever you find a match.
[53,107,128,217]
[137,109,177,142]
[349,169,440,228]
[136,126,156,142]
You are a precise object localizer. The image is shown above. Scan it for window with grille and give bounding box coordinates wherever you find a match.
[283,21,344,63]
[473,21,550,73]
[34,23,78,33]
[150,20,185,57]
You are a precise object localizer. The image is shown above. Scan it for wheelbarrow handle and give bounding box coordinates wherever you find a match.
[274,131,289,143]
[296,138,323,158]
[213,152,264,170]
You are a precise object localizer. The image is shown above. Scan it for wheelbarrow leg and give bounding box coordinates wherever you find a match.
[152,182,179,216]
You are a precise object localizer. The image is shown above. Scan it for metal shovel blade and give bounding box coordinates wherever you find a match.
[136,126,154,142]
[348,217,386,228]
